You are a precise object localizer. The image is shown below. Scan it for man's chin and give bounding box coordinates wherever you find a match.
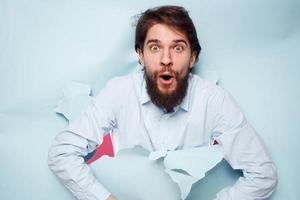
[157,83,177,95]
[158,88,176,96]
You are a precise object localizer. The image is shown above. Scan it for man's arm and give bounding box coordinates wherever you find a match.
[48,130,111,200]
[48,101,117,200]
[211,89,277,200]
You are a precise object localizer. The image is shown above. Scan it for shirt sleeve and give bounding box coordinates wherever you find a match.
[211,89,277,200]
[48,99,117,200]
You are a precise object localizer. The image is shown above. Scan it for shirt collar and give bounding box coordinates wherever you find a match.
[140,74,192,112]
[141,75,151,105]
[179,89,189,112]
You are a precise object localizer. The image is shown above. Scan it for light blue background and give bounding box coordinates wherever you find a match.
[0,0,299,199]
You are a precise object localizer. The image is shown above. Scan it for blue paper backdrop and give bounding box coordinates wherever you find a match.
[0,0,299,199]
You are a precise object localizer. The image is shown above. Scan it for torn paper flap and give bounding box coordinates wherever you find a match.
[164,145,223,179]
[54,81,92,121]
[163,145,223,199]
[165,169,198,200]
[148,149,168,160]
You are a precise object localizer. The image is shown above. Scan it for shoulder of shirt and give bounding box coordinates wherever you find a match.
[102,72,141,94]
[190,74,228,100]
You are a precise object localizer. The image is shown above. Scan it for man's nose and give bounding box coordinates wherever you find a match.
[160,49,173,67]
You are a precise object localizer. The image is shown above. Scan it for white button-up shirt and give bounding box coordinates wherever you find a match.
[48,72,277,200]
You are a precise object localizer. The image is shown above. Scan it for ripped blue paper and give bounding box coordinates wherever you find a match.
[54,81,92,121]
[91,145,223,200]
[163,145,223,199]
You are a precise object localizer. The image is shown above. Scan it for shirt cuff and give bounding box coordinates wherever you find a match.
[84,180,111,200]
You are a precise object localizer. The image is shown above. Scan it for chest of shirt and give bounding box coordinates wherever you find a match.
[113,99,214,152]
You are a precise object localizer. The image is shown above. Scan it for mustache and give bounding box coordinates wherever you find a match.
[159,66,174,73]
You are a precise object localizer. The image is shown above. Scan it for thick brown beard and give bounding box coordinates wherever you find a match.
[145,68,189,113]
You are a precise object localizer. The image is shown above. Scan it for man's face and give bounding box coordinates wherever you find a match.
[139,23,196,111]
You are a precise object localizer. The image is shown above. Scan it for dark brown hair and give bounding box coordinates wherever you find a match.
[135,5,201,61]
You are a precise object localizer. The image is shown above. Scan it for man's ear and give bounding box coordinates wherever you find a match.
[138,49,145,66]
[189,52,197,69]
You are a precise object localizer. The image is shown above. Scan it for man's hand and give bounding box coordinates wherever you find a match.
[106,194,117,200]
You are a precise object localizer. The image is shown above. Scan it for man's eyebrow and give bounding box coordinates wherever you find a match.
[146,39,160,45]
[173,39,188,45]
[145,39,188,45]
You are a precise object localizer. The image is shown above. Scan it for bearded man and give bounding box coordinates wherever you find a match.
[48,5,277,200]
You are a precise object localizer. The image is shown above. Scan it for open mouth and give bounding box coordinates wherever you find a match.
[158,73,175,86]
[160,74,173,80]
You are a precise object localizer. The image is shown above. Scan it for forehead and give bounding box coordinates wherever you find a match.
[145,23,189,44]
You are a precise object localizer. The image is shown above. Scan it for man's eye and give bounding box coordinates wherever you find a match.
[150,45,160,52]
[174,45,183,53]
